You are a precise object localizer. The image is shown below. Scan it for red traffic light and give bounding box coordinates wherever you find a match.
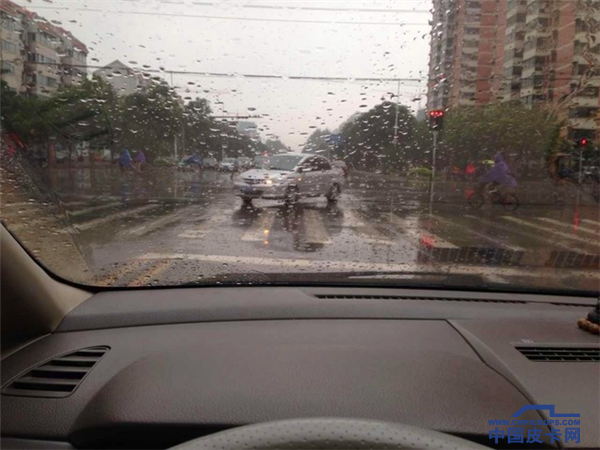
[579,138,589,147]
[428,110,445,130]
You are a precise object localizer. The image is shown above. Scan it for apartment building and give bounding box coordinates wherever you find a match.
[93,60,153,96]
[426,0,457,110]
[427,0,600,141]
[0,0,87,96]
[0,0,25,92]
[494,0,527,102]
[428,0,505,108]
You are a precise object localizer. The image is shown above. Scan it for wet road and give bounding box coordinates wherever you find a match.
[2,167,599,291]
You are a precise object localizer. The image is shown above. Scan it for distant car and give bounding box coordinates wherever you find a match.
[233,153,344,205]
[154,156,177,167]
[203,157,218,169]
[332,160,349,177]
[220,158,237,172]
[237,157,253,170]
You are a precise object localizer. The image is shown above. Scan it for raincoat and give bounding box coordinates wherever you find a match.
[119,150,133,168]
[480,153,517,188]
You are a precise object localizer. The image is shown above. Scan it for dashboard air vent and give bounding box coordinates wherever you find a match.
[2,346,109,397]
[516,346,600,362]
[314,295,527,304]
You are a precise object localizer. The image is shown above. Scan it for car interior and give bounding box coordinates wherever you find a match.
[1,223,599,450]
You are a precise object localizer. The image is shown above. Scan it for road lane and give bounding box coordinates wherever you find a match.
[3,169,599,289]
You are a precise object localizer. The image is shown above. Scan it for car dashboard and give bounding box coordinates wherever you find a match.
[1,287,599,449]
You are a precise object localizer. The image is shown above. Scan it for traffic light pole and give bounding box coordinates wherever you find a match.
[578,148,584,184]
[429,130,438,211]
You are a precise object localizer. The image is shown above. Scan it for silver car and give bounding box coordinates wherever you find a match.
[234,153,344,205]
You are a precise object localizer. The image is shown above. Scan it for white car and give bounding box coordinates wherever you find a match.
[220,158,237,172]
[234,153,344,205]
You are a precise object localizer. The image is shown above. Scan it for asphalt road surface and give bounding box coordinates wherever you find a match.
[2,167,599,291]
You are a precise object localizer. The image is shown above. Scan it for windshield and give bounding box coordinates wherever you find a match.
[1,0,599,293]
[265,155,304,171]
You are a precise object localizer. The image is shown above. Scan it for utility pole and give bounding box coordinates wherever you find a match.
[182,122,185,156]
[427,110,445,214]
[392,80,401,157]
[429,130,438,213]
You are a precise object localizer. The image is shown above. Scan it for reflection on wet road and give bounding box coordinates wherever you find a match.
[2,167,599,291]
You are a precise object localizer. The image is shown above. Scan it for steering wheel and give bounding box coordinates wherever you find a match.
[170,418,489,449]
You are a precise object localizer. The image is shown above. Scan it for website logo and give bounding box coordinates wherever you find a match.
[488,405,581,445]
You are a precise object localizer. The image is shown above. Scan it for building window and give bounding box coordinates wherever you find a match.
[465,27,479,35]
[1,61,15,74]
[575,19,587,32]
[27,53,58,68]
[38,74,57,88]
[569,108,597,118]
[1,39,17,54]
[523,56,545,70]
[576,86,600,98]
[73,49,86,62]
[507,13,526,27]
[30,32,56,47]
[573,64,589,75]
[1,17,17,31]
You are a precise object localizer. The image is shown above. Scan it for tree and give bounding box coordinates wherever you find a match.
[1,81,50,142]
[265,138,290,154]
[42,76,117,164]
[440,103,560,177]
[182,98,214,157]
[303,128,331,154]
[115,82,183,160]
[338,102,417,171]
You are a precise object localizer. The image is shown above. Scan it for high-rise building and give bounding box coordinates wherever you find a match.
[0,0,87,96]
[494,0,527,102]
[426,0,600,141]
[427,0,457,110]
[450,0,503,107]
[428,0,503,109]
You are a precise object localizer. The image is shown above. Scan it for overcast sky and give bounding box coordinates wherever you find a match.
[18,0,432,150]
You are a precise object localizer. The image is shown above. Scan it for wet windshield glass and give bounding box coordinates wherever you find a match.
[266,155,303,171]
[0,0,599,292]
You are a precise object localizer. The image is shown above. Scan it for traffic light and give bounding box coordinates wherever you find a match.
[428,110,445,131]
[577,138,589,148]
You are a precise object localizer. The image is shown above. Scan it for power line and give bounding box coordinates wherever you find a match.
[30,6,429,26]
[10,61,594,84]
[5,60,426,82]
[17,61,599,83]
[212,3,430,14]
[123,0,431,13]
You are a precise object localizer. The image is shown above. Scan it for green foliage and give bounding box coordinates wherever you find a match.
[304,128,332,154]
[1,81,50,140]
[265,138,290,154]
[337,102,417,171]
[1,78,268,163]
[439,103,560,176]
[408,167,432,177]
